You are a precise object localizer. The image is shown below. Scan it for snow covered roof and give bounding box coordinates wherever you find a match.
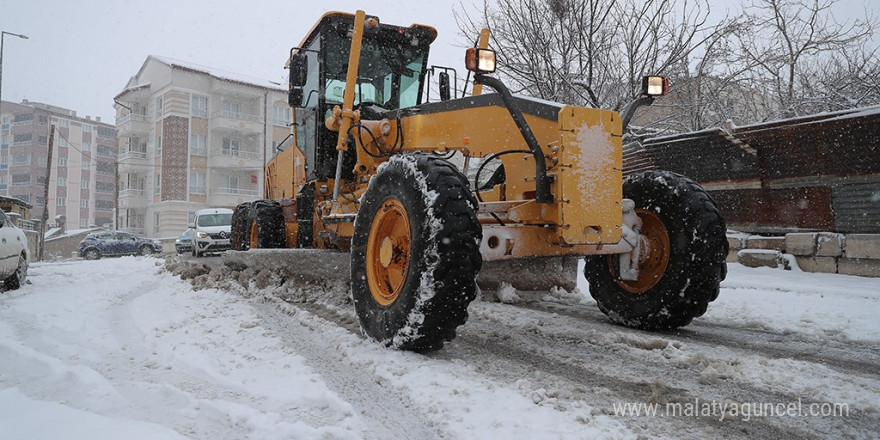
[150,55,285,91]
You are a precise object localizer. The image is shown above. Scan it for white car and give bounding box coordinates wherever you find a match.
[0,210,28,291]
[189,208,233,257]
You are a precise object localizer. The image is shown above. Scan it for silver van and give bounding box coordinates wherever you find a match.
[189,208,233,257]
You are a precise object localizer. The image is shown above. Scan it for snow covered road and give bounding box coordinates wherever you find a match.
[1,256,878,439]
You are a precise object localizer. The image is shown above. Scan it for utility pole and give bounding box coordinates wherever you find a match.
[38,125,54,262]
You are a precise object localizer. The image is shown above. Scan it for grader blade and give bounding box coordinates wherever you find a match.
[221,249,578,294]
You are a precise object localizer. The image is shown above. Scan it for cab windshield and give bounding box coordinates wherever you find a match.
[325,28,429,109]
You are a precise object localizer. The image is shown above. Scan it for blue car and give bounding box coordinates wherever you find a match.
[79,231,163,260]
[175,228,194,254]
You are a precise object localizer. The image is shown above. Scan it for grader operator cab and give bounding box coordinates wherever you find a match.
[233,11,728,351]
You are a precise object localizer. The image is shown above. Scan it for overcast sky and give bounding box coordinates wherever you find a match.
[2,0,876,123]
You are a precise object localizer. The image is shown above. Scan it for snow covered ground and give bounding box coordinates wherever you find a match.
[1,256,878,439]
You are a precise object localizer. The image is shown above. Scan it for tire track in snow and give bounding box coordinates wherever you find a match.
[526,301,880,380]
[438,300,878,440]
[252,297,449,440]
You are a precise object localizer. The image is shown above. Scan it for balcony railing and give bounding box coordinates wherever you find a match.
[216,148,261,161]
[215,187,259,196]
[120,189,146,197]
[212,110,262,123]
[117,113,148,124]
[119,150,148,161]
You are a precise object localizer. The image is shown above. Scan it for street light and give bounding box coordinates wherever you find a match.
[0,30,29,118]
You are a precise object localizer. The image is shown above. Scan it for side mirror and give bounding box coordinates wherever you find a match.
[439,72,451,101]
[289,52,308,87]
[289,88,304,108]
[188,223,195,229]
[289,52,308,108]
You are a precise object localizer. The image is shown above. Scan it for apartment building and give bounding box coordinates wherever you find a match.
[114,56,290,238]
[0,99,117,229]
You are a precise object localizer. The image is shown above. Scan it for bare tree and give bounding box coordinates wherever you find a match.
[455,0,734,125]
[734,0,877,117]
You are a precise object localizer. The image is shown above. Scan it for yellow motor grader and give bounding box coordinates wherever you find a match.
[233,10,728,351]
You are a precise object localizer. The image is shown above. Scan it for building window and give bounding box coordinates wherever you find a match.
[155,136,162,157]
[222,100,240,118]
[96,162,115,175]
[220,174,239,192]
[154,173,161,195]
[56,197,66,206]
[221,137,240,156]
[82,160,90,170]
[154,212,160,234]
[155,97,163,118]
[189,133,207,156]
[58,137,68,147]
[82,141,91,152]
[79,218,88,228]
[81,180,89,189]
[192,95,208,118]
[83,124,92,133]
[38,135,47,146]
[13,174,30,186]
[13,152,31,166]
[189,172,206,194]
[58,157,68,167]
[97,144,115,158]
[273,105,290,126]
[58,118,69,128]
[1,155,7,170]
[58,177,67,186]
[13,113,33,126]
[81,199,89,208]
[0,176,6,191]
[13,133,32,146]
[96,181,114,194]
[97,126,115,139]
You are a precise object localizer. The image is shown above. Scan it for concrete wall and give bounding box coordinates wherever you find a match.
[728,232,880,277]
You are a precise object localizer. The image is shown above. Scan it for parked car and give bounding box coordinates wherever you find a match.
[79,231,163,260]
[175,228,194,254]
[190,208,233,257]
[0,210,29,291]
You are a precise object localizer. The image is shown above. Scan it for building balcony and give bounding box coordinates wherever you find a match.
[207,187,260,206]
[207,148,263,168]
[118,150,152,172]
[119,189,148,208]
[210,110,263,133]
[117,113,150,136]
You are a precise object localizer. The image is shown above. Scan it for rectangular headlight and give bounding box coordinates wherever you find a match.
[643,76,669,97]
[466,48,496,74]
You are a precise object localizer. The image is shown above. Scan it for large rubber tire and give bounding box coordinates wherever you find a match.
[248,200,286,249]
[231,202,252,251]
[4,253,27,290]
[583,170,728,330]
[138,244,153,256]
[351,154,482,351]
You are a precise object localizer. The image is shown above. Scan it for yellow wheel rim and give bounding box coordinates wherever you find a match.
[366,199,411,306]
[612,209,670,294]
[249,220,258,249]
